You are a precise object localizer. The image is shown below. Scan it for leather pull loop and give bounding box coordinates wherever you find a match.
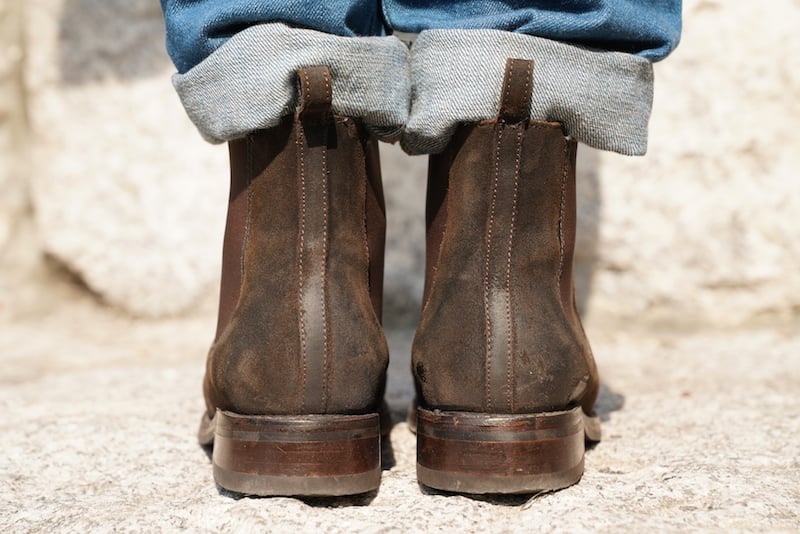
[497,58,533,124]
[297,66,333,122]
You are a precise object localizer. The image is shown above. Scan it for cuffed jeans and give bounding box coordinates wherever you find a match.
[161,1,682,155]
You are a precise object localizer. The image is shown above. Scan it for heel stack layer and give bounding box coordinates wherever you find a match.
[212,410,380,496]
[416,406,590,494]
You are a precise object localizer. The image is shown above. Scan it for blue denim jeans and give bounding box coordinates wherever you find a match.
[162,2,681,155]
[163,1,681,73]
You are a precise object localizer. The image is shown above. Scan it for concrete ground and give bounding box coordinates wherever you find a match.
[1,272,798,532]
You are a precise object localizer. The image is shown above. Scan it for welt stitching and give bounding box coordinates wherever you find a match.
[557,139,568,296]
[296,125,308,412]
[506,129,523,412]
[484,125,503,411]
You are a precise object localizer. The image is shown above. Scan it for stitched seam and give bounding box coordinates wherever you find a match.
[421,210,446,315]
[506,129,523,413]
[484,125,502,412]
[501,60,514,118]
[321,129,330,412]
[322,68,331,110]
[477,122,560,132]
[420,140,457,317]
[358,134,372,305]
[302,69,310,112]
[522,62,532,121]
[241,136,253,282]
[296,125,308,413]
[557,140,568,297]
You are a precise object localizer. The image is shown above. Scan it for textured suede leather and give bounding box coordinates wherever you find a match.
[412,58,599,416]
[203,66,388,418]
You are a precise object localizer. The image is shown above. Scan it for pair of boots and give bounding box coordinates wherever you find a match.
[198,59,600,497]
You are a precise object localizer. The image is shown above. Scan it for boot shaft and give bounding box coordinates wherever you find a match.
[413,59,598,415]
[207,67,388,417]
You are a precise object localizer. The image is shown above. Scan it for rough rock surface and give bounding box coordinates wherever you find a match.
[587,0,800,326]
[23,0,228,316]
[0,0,28,258]
[379,0,800,328]
[3,0,798,324]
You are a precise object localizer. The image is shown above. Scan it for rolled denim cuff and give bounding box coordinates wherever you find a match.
[172,23,410,143]
[403,29,654,156]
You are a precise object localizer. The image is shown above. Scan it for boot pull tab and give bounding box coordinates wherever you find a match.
[297,66,333,122]
[497,58,534,124]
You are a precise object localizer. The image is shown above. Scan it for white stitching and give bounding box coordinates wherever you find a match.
[484,125,502,411]
[296,124,308,412]
[506,128,523,412]
[320,126,330,411]
[557,140,569,297]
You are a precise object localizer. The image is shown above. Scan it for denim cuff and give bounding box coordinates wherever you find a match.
[172,23,411,143]
[403,29,654,156]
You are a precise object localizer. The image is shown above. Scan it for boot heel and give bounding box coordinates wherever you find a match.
[211,410,381,496]
[416,406,593,494]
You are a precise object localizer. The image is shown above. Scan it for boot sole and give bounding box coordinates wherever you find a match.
[416,406,600,495]
[202,410,381,496]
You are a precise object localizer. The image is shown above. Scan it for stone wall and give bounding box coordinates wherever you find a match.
[586,1,800,327]
[23,0,228,316]
[0,0,28,263]
[1,0,798,327]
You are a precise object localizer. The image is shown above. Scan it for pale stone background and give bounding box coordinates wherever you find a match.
[1,0,799,531]
[2,0,798,325]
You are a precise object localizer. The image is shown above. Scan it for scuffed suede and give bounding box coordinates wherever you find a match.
[206,119,303,416]
[412,60,599,416]
[204,84,388,417]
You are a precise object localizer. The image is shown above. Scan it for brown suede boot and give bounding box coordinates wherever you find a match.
[412,59,601,494]
[198,66,390,496]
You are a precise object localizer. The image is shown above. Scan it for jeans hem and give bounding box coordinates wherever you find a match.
[402,29,654,156]
[172,23,411,144]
